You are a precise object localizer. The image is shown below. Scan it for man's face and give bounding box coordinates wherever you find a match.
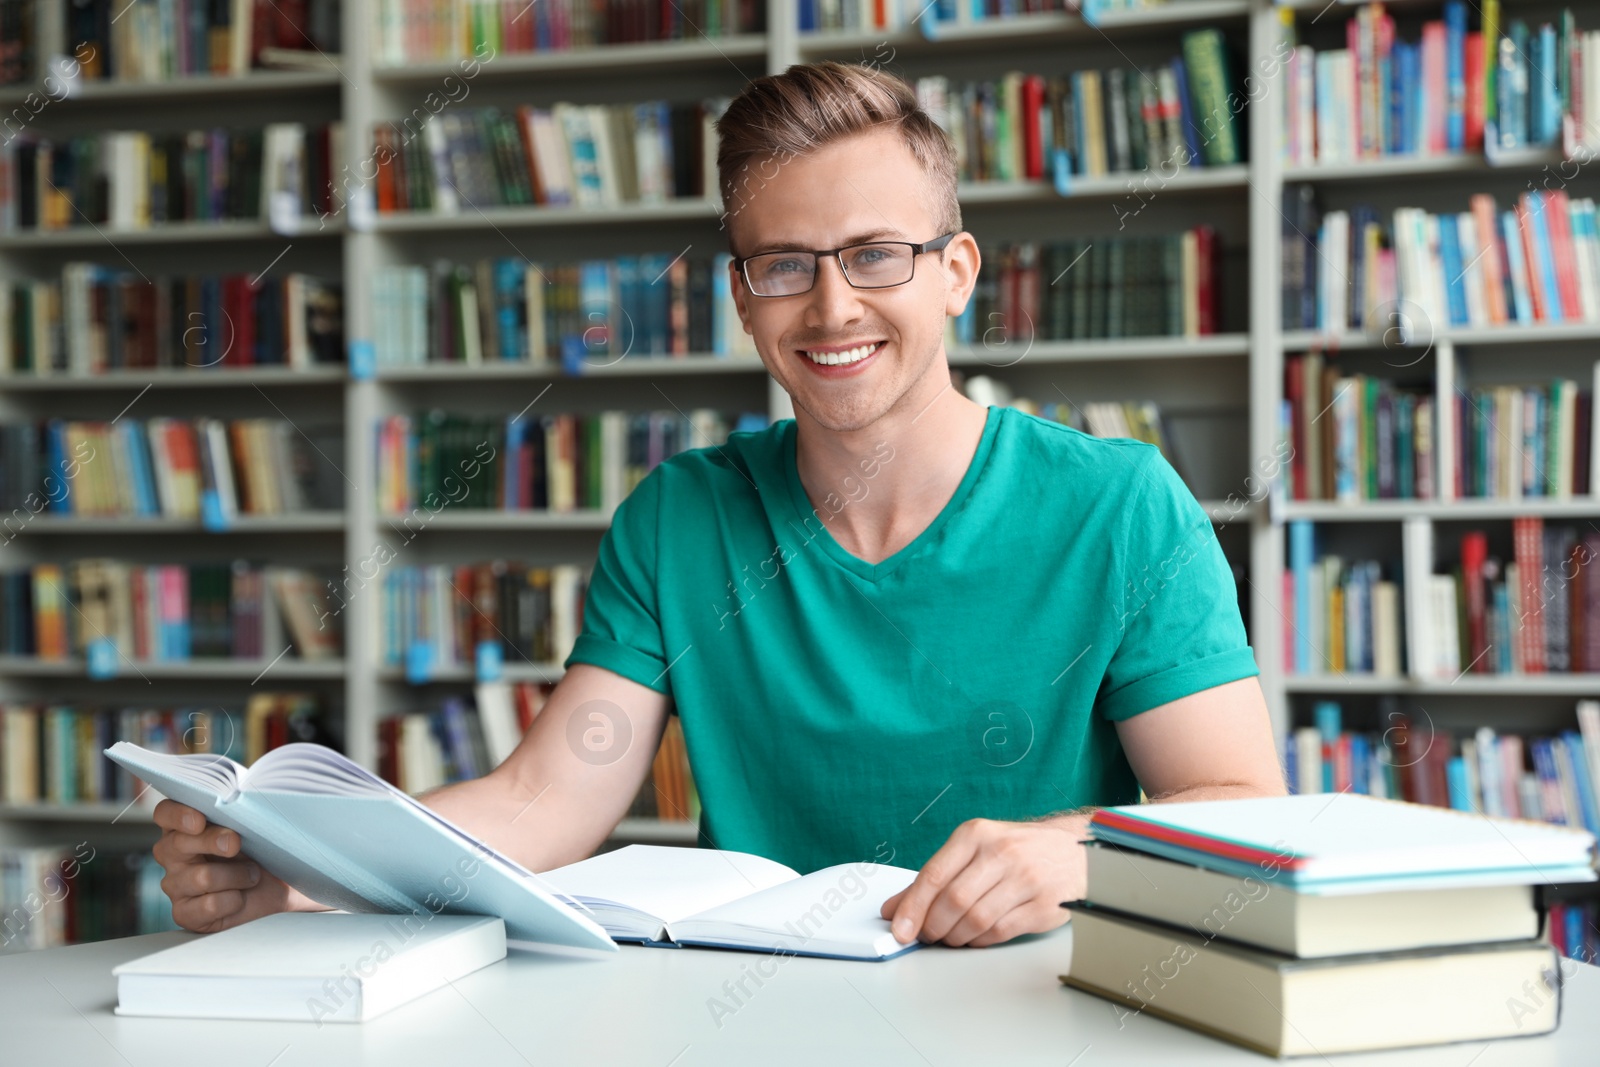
[726,127,979,434]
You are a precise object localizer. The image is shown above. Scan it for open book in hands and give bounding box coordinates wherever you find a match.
[537,844,923,960]
[104,741,615,953]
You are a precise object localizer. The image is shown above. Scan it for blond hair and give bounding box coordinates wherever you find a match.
[715,60,962,243]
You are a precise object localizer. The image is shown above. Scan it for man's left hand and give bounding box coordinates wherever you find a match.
[879,816,1087,948]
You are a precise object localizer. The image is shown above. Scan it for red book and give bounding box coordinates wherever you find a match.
[375,128,397,213]
[1571,540,1587,673]
[1515,516,1548,672]
[1021,74,1046,180]
[1422,22,1448,153]
[1464,31,1485,150]
[378,716,400,786]
[1195,225,1217,334]
[236,274,260,366]
[1516,195,1549,322]
[1544,190,1583,321]
[1461,530,1489,671]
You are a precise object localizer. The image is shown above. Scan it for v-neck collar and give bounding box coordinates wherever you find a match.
[781,405,1002,583]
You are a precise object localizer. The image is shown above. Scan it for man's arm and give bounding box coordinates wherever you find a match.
[880,676,1285,948]
[152,664,669,932]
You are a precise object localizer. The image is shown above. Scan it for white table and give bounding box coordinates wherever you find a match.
[3,926,1597,1065]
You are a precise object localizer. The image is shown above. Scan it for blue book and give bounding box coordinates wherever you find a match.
[1509,21,1530,147]
[44,419,70,513]
[712,253,734,354]
[1171,57,1204,167]
[1284,733,1299,794]
[1501,209,1534,322]
[1446,757,1473,811]
[1525,192,1566,321]
[1349,734,1371,794]
[1289,520,1315,673]
[103,741,618,951]
[1538,24,1562,144]
[1438,216,1469,326]
[1563,733,1600,834]
[1444,2,1467,151]
[492,258,523,361]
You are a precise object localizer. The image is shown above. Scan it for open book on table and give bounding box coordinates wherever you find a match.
[538,844,922,960]
[103,741,614,953]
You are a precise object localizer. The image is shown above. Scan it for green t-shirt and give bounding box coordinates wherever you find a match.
[566,404,1258,874]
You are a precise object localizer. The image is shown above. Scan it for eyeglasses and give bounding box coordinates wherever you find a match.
[732,233,957,298]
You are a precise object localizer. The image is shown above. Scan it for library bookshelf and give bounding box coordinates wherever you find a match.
[3,0,1597,947]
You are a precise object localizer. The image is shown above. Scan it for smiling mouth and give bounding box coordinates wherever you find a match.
[798,340,885,366]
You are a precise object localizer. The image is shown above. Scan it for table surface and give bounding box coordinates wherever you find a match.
[3,926,1598,1066]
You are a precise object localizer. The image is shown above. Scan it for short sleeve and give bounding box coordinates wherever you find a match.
[564,467,672,695]
[1095,448,1259,721]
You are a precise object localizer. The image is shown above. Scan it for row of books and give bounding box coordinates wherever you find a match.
[371,99,722,214]
[0,562,340,662]
[949,230,1222,346]
[66,0,340,82]
[915,38,1242,186]
[0,845,176,953]
[1283,187,1600,333]
[378,562,584,672]
[0,0,31,86]
[377,680,699,824]
[2,268,344,376]
[958,376,1196,493]
[2,123,342,232]
[1548,899,1598,963]
[0,694,328,806]
[373,0,763,64]
[1285,700,1600,836]
[1282,538,1402,676]
[1284,355,1600,502]
[375,409,755,514]
[1282,359,1436,502]
[0,417,342,519]
[1279,0,1583,162]
[370,253,751,368]
[803,0,1118,33]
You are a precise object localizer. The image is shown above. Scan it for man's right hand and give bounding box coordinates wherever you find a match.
[152,799,325,932]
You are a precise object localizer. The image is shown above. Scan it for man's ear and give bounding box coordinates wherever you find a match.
[941,231,982,319]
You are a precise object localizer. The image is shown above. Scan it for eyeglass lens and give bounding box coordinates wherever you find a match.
[745,244,916,296]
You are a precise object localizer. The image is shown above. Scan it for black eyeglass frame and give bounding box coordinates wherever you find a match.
[730,232,959,297]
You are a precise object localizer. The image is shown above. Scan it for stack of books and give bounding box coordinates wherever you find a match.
[1064,794,1596,1056]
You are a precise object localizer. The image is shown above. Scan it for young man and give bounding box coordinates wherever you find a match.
[152,62,1284,949]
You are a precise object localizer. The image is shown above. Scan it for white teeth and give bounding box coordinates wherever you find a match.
[803,341,880,366]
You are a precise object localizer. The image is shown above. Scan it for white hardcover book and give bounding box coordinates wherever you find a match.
[114,912,506,1022]
[103,741,614,952]
[473,680,522,768]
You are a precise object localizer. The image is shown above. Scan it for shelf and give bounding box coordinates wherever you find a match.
[371,35,767,82]
[14,512,345,533]
[0,70,341,107]
[1286,673,1600,696]
[371,199,721,233]
[0,366,346,390]
[0,656,346,680]
[0,802,157,823]
[373,356,766,381]
[1282,322,1600,350]
[797,3,1250,57]
[378,662,565,684]
[949,333,1249,366]
[610,818,698,844]
[0,218,342,248]
[380,510,613,531]
[957,166,1248,204]
[1280,499,1600,522]
[1282,148,1562,183]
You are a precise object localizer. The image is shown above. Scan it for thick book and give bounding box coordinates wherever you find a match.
[1090,793,1596,890]
[1062,906,1560,1057]
[1084,842,1539,957]
[103,741,614,953]
[114,912,506,1023]
[538,844,922,960]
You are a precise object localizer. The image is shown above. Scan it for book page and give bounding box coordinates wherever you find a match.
[674,862,918,952]
[537,844,798,924]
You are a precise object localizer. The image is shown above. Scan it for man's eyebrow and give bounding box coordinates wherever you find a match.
[746,228,909,255]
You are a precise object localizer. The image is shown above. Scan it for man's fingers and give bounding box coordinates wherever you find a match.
[162,825,242,859]
[171,887,245,931]
[165,858,261,899]
[918,860,1006,945]
[879,888,906,920]
[889,824,983,942]
[938,878,1026,947]
[152,799,207,834]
